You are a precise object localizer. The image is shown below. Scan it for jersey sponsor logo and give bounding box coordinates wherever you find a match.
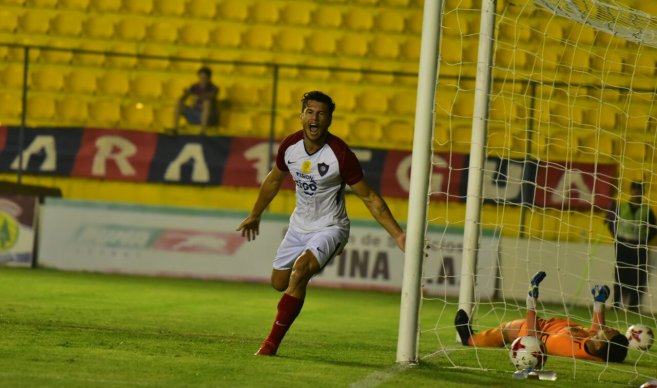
[318,162,329,177]
[301,160,312,174]
[294,178,318,196]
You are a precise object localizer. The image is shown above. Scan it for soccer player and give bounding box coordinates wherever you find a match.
[455,272,629,363]
[237,91,406,356]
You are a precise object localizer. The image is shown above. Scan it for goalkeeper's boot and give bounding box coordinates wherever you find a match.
[255,340,278,356]
[455,309,474,346]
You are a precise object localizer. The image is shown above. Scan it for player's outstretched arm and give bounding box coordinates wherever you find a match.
[526,271,546,337]
[350,179,405,251]
[237,165,288,241]
[591,285,610,331]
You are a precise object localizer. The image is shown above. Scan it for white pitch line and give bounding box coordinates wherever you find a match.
[349,363,415,388]
[349,348,461,388]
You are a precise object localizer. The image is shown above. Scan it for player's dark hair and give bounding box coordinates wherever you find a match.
[598,333,629,363]
[301,91,335,115]
[198,66,212,78]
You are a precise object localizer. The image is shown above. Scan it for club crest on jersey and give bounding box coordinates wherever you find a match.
[318,162,329,177]
[301,160,312,174]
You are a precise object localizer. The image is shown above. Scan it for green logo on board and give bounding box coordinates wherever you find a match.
[0,212,19,252]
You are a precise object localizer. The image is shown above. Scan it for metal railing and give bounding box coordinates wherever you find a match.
[1,43,420,182]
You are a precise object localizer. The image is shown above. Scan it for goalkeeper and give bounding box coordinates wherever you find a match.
[455,272,629,363]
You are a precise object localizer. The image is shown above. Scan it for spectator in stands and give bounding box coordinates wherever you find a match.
[173,66,219,135]
[605,181,657,312]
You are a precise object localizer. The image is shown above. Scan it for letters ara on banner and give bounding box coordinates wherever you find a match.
[0,126,616,209]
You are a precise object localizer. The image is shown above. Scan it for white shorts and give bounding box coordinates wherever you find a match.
[273,225,349,270]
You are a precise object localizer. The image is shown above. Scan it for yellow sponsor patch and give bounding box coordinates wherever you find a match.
[301,160,312,174]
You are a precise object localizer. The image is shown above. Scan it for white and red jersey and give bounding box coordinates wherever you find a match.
[276,130,364,232]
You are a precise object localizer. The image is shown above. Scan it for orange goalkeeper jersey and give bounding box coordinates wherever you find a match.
[518,318,601,361]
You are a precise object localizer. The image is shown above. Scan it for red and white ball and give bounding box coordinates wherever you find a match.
[626,324,654,351]
[509,335,548,370]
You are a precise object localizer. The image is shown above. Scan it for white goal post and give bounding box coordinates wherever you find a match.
[396,0,443,364]
[396,0,498,364]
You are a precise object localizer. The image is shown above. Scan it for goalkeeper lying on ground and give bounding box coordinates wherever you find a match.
[455,271,629,362]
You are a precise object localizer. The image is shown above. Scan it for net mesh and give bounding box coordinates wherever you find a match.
[419,0,657,383]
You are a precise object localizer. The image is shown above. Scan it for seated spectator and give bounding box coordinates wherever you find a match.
[173,66,219,134]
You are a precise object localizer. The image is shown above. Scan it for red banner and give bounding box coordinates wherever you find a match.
[534,161,616,209]
[72,128,158,181]
[0,126,618,209]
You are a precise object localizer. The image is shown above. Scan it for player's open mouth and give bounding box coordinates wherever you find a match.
[309,124,320,134]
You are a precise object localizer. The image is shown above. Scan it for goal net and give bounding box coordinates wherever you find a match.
[402,0,657,384]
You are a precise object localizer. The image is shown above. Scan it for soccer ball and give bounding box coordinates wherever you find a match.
[509,335,548,370]
[640,380,657,388]
[626,324,654,351]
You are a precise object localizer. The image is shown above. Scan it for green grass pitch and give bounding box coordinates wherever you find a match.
[1,267,655,387]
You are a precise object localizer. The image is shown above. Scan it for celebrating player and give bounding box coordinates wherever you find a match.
[455,272,629,363]
[237,91,406,356]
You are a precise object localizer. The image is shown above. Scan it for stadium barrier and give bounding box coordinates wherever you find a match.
[38,198,657,312]
[37,198,498,298]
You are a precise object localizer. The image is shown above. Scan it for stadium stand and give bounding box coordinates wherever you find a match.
[281,2,314,26]
[57,96,88,124]
[344,7,375,31]
[91,0,121,13]
[27,94,57,122]
[65,68,98,96]
[0,90,22,124]
[2,0,656,212]
[83,15,115,40]
[122,0,153,15]
[115,17,148,42]
[3,64,26,90]
[18,10,50,36]
[178,22,211,47]
[154,0,186,17]
[139,46,171,71]
[59,0,90,10]
[351,117,383,145]
[31,67,65,92]
[218,0,250,22]
[99,71,130,97]
[122,102,155,130]
[383,119,414,147]
[186,0,217,19]
[312,5,343,29]
[50,12,84,37]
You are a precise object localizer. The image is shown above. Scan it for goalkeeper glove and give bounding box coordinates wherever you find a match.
[591,285,610,303]
[528,271,547,299]
[526,271,546,311]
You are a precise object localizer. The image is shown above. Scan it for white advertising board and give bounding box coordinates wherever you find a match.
[38,199,499,298]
